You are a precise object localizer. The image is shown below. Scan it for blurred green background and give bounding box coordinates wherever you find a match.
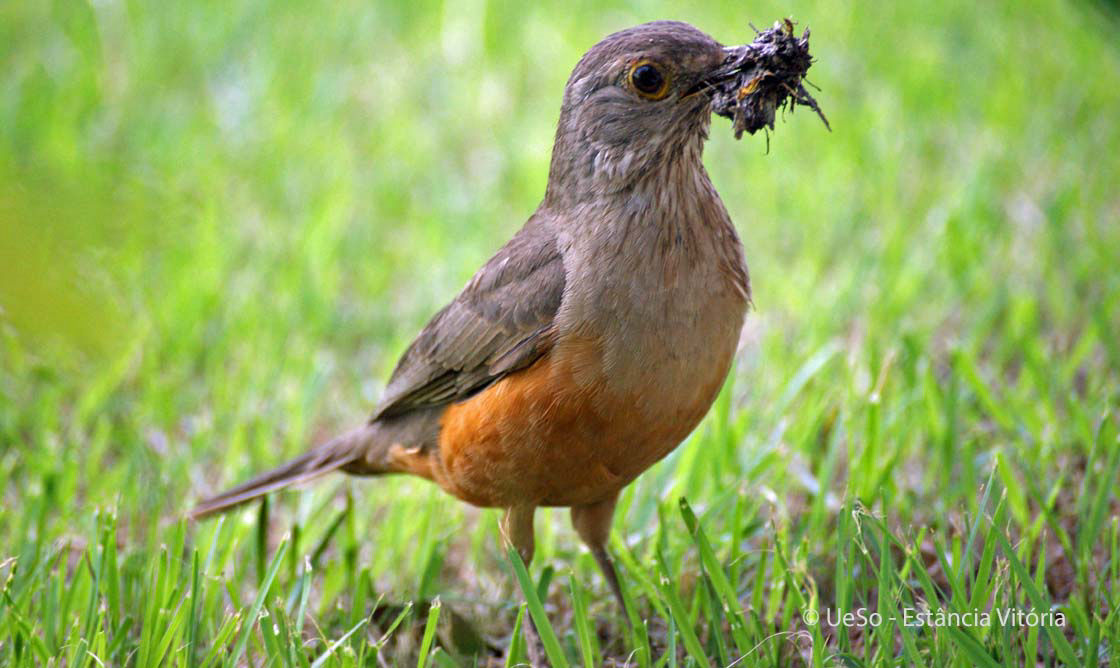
[2,0,1119,665]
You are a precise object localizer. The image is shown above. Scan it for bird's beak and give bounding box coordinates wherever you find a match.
[683,45,752,98]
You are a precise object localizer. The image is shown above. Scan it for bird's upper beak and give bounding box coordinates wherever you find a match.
[683,45,753,98]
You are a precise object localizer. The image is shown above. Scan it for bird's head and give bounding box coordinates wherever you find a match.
[546,21,743,201]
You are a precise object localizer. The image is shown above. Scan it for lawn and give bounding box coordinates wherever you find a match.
[2,0,1119,665]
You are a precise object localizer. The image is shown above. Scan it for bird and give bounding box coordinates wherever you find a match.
[193,20,754,613]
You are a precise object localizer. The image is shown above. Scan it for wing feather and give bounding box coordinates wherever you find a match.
[372,213,564,420]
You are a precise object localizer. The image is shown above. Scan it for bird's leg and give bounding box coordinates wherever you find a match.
[501,505,541,663]
[571,492,628,617]
[501,504,536,565]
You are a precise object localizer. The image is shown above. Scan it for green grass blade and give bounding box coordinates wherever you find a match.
[678,498,751,656]
[309,618,368,668]
[227,539,289,668]
[505,603,528,668]
[944,627,1001,668]
[991,528,1079,666]
[653,550,710,668]
[568,570,599,668]
[416,597,442,668]
[507,547,570,668]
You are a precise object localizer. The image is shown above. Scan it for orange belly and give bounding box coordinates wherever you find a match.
[419,336,733,508]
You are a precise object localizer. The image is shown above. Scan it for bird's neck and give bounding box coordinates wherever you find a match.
[541,115,750,303]
[546,143,737,273]
[543,119,711,209]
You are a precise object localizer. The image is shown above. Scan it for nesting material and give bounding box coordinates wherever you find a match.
[711,19,830,138]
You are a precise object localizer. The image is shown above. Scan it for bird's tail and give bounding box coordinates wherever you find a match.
[190,425,375,519]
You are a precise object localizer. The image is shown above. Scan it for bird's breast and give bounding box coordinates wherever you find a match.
[556,200,748,399]
[566,254,742,393]
[432,178,750,508]
[547,203,749,480]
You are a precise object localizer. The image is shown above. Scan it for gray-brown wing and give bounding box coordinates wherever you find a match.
[371,214,565,420]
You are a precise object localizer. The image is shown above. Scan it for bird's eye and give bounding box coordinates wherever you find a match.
[629,61,669,100]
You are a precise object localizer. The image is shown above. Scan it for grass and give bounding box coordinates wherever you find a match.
[2,0,1119,665]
